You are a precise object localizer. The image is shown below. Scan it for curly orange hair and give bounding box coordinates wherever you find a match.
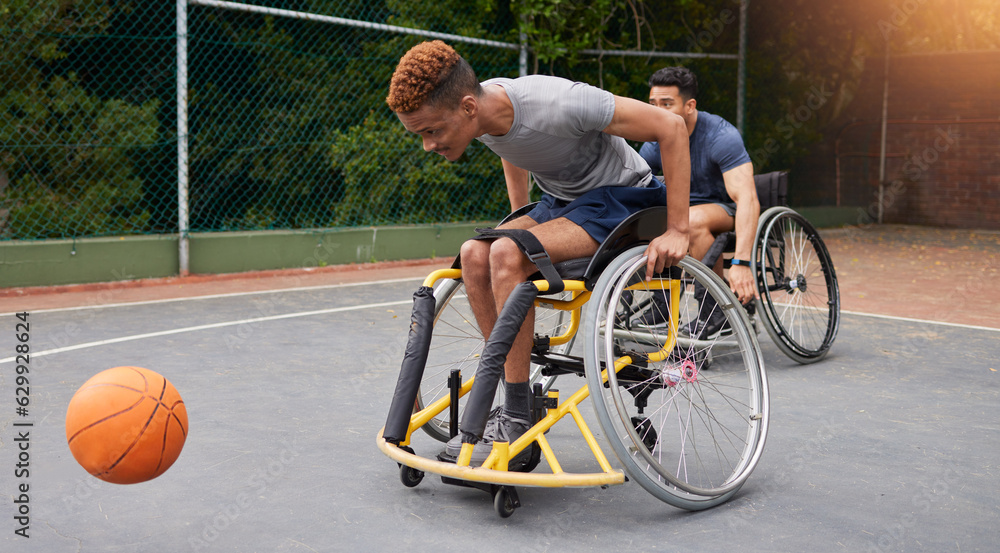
[386,40,480,113]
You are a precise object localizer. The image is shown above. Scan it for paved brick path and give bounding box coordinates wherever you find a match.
[824,225,1000,329]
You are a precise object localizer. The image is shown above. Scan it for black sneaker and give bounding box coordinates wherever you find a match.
[686,282,732,340]
[632,290,671,329]
[688,308,732,340]
[441,408,535,470]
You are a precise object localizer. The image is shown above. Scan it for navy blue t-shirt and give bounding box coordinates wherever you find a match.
[639,111,751,207]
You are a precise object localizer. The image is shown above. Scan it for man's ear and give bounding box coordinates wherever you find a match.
[460,95,478,117]
[686,98,697,115]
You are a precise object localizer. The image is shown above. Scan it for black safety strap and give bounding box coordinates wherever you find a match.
[701,231,734,270]
[474,228,565,294]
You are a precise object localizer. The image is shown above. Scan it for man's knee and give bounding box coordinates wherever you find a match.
[688,209,712,234]
[688,218,717,248]
[488,238,528,281]
[461,239,489,267]
[689,205,734,237]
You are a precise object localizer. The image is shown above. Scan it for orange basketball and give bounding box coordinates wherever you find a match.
[66,366,188,484]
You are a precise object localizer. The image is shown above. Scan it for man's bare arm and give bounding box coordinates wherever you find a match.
[501,158,530,212]
[604,96,691,276]
[723,162,759,303]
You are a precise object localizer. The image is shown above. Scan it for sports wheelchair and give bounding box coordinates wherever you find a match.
[700,170,841,364]
[378,205,772,517]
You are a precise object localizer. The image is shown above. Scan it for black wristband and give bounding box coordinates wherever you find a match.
[730,258,750,267]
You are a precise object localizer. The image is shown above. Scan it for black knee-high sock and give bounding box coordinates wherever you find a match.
[504,381,532,422]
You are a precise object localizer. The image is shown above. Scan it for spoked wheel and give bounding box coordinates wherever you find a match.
[416,279,576,442]
[752,208,840,363]
[583,248,769,510]
[414,278,482,442]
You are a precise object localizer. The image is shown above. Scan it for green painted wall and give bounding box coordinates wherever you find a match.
[0,209,859,288]
[0,224,482,288]
[0,235,179,288]
[796,206,867,230]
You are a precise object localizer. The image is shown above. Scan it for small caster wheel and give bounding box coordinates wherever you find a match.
[400,465,424,488]
[631,416,657,453]
[493,487,516,518]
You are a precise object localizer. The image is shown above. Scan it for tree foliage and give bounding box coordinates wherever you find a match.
[0,0,158,239]
[1,0,996,240]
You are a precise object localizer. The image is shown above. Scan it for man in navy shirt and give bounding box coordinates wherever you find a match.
[638,67,759,336]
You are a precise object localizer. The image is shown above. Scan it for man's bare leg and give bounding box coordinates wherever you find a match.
[689,203,735,277]
[459,216,597,396]
[486,218,598,383]
[448,217,597,464]
[459,215,538,345]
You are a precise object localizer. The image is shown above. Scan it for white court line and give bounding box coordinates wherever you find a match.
[767,301,1000,333]
[0,276,424,316]
[841,309,1000,333]
[0,298,414,364]
[3,276,996,365]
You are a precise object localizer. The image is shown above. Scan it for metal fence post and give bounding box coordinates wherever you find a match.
[177,0,191,276]
[877,42,890,225]
[519,17,528,77]
[736,0,748,134]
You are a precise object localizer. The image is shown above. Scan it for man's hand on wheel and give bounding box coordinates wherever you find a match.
[644,229,689,280]
[729,265,758,304]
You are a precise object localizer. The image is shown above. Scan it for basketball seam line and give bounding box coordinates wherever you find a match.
[91,368,158,479]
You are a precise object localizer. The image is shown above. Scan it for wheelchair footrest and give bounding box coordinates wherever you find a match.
[440,477,519,504]
[378,430,626,488]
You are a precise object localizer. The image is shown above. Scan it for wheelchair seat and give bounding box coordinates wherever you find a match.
[542,206,671,286]
[457,205,672,290]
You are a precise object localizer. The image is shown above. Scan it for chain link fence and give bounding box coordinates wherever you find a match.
[2,0,744,243]
[2,0,177,240]
[1,0,524,241]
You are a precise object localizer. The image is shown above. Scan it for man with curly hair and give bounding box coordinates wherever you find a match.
[387,40,690,468]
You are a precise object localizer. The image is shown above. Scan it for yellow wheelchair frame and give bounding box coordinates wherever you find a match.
[378,267,679,484]
[378,210,769,518]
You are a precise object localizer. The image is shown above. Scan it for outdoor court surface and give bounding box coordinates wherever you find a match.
[1,224,998,552]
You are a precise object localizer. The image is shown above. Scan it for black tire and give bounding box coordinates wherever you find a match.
[399,465,424,488]
[752,208,840,363]
[493,487,516,518]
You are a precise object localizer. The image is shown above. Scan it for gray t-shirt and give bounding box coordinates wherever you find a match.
[476,75,653,201]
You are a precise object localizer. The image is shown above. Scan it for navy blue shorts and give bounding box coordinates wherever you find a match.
[525,180,667,244]
[692,199,737,217]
